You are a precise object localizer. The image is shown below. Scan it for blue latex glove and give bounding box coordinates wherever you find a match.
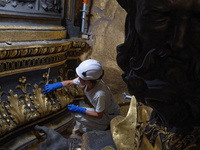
[68,104,86,115]
[44,82,63,94]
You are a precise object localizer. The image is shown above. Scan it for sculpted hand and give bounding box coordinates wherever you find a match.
[43,82,63,94]
[68,104,86,115]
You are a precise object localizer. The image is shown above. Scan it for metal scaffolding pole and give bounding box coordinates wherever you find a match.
[81,0,87,34]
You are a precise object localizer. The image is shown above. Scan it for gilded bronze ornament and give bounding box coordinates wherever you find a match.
[0,40,86,77]
[0,0,86,148]
[111,95,137,150]
[0,72,84,141]
[0,39,86,143]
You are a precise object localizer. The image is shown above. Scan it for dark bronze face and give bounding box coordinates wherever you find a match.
[135,0,200,55]
[117,0,200,127]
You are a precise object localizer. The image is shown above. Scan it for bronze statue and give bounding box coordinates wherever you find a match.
[116,0,200,129]
[34,125,69,150]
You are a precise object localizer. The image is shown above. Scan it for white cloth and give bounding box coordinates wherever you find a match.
[73,77,120,133]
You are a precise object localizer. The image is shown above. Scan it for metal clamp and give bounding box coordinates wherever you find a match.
[122,92,132,103]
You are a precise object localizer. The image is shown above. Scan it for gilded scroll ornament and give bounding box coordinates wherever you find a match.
[0,71,84,139]
[58,68,84,98]
[7,90,32,125]
[111,94,200,149]
[111,95,137,150]
[0,38,86,142]
[0,42,71,59]
[72,41,86,48]
[0,40,86,59]
[0,40,86,78]
[43,71,52,84]
[111,95,163,150]
[31,84,56,116]
[17,76,31,93]
[0,88,7,135]
[141,120,200,150]
[0,115,7,135]
[0,52,66,77]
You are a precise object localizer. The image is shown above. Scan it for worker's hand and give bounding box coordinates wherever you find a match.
[68,104,86,115]
[43,82,63,94]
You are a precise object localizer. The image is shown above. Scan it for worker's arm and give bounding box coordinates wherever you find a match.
[68,104,104,118]
[85,110,104,118]
[44,79,75,94]
[61,80,74,87]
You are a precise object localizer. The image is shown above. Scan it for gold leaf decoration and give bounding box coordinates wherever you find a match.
[54,88,72,108]
[30,84,52,117]
[17,76,31,93]
[49,47,56,53]
[140,135,162,150]
[0,39,86,140]
[50,87,61,112]
[30,48,39,55]
[0,50,7,59]
[0,71,84,139]
[57,46,62,52]
[17,76,39,120]
[0,89,8,135]
[10,49,19,58]
[6,90,31,125]
[111,95,137,150]
[42,71,52,85]
[0,115,7,135]
[52,77,72,108]
[21,48,29,56]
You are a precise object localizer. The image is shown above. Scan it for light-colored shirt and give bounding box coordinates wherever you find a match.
[73,78,120,115]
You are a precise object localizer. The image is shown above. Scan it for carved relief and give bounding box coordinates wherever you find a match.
[0,0,61,14]
[0,40,86,59]
[111,96,200,150]
[41,0,61,12]
[0,87,7,136]
[0,0,34,8]
[111,96,137,150]
[140,121,200,150]
[0,38,86,143]
[0,44,70,59]
[11,0,19,7]
[0,52,66,71]
[72,41,86,48]
[0,0,7,7]
[0,40,86,77]
[0,71,84,139]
